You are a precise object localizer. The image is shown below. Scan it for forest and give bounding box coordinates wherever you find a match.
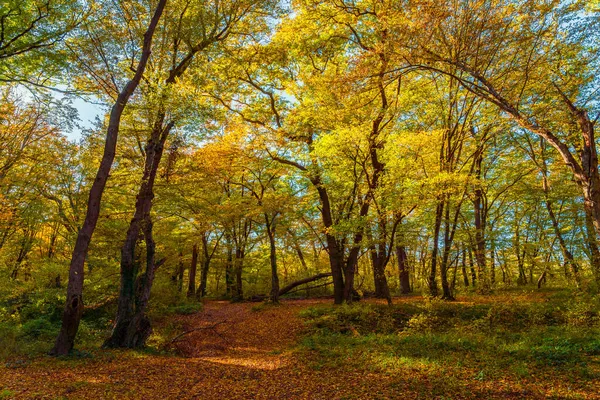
[1,0,600,398]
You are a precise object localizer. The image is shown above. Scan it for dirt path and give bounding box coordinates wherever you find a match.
[170,300,312,362]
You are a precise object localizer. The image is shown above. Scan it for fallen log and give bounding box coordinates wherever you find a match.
[278,272,332,297]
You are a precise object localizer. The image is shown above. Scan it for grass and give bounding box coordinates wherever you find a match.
[297,291,600,398]
[0,390,15,399]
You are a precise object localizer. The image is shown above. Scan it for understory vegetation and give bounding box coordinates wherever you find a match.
[299,292,600,397]
[2,291,599,399]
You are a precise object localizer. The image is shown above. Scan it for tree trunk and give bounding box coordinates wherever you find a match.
[514,220,527,285]
[11,233,33,279]
[396,245,411,294]
[490,240,496,287]
[577,109,600,285]
[315,183,345,304]
[104,110,173,348]
[545,199,581,287]
[429,201,444,297]
[233,247,244,301]
[293,238,308,272]
[473,171,488,290]
[440,202,455,300]
[584,210,600,284]
[266,214,279,303]
[461,246,469,287]
[50,0,166,356]
[177,250,184,292]
[468,245,476,287]
[117,217,165,348]
[198,232,210,297]
[187,244,198,298]
[278,273,332,297]
[225,235,233,297]
[343,245,361,303]
[370,248,392,304]
[369,230,391,301]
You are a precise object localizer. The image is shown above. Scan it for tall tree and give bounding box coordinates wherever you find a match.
[50,0,167,356]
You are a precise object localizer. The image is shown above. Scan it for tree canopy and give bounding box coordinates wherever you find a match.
[0,0,599,358]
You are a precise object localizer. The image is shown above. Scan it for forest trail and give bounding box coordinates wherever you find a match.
[0,299,400,400]
[1,298,597,399]
[170,299,321,367]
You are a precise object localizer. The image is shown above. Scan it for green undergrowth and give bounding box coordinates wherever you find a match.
[298,293,600,392]
[0,276,203,359]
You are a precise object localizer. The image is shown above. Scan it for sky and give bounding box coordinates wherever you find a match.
[68,96,105,141]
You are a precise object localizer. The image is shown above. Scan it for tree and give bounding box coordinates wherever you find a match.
[50,0,167,356]
[405,0,600,284]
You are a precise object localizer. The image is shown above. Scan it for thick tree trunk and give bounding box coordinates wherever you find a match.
[344,245,362,303]
[577,110,600,285]
[50,0,166,356]
[584,210,600,284]
[104,111,173,348]
[198,232,210,297]
[369,231,390,300]
[118,218,165,348]
[370,246,392,304]
[315,183,346,304]
[187,244,198,298]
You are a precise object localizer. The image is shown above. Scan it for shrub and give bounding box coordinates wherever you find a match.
[20,316,58,339]
[564,295,600,327]
[168,302,203,315]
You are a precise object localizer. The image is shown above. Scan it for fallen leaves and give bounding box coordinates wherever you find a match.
[1,298,599,399]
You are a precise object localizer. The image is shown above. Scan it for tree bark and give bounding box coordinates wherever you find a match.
[584,210,600,284]
[544,197,580,287]
[468,245,476,287]
[428,201,444,297]
[198,232,212,298]
[187,244,198,298]
[440,200,457,300]
[104,112,173,348]
[266,214,279,303]
[370,245,392,304]
[50,0,167,356]
[396,245,411,294]
[233,247,244,301]
[278,273,332,297]
[177,250,184,292]
[461,246,469,287]
[473,148,489,291]
[225,233,233,297]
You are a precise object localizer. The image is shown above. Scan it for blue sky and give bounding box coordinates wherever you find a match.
[67,96,105,141]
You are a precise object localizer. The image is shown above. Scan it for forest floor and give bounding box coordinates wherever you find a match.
[1,294,599,399]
